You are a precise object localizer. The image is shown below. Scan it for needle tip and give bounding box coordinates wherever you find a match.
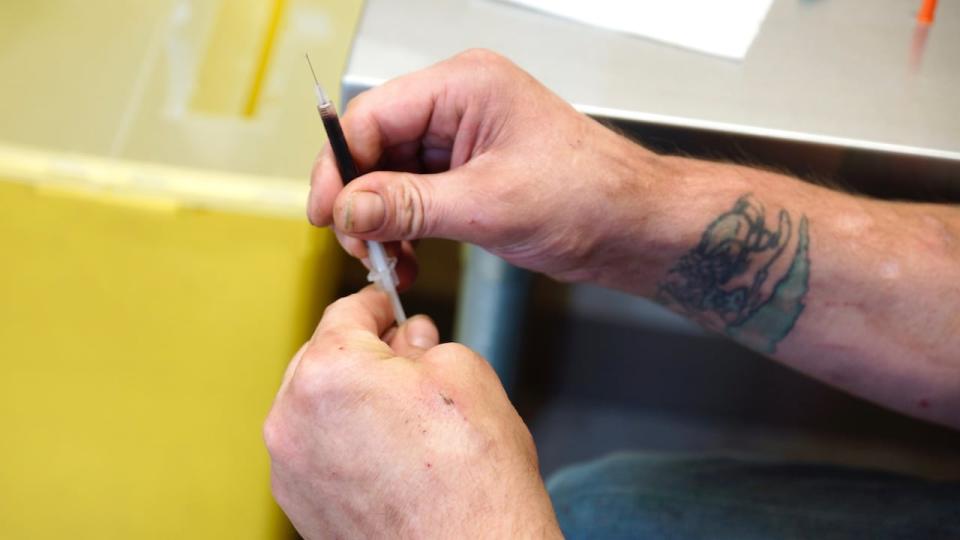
[304,53,320,85]
[305,52,330,105]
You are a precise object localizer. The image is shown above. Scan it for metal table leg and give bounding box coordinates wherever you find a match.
[453,244,531,394]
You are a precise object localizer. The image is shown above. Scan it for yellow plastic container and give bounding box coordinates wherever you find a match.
[0,0,363,538]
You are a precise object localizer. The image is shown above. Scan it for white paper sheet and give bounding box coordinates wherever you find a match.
[497,0,774,60]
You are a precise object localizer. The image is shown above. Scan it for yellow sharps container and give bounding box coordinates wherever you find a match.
[0,0,363,537]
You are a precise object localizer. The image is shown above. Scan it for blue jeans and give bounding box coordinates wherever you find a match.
[546,453,960,539]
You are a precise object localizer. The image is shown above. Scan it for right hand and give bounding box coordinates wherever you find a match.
[264,286,561,538]
[309,49,662,287]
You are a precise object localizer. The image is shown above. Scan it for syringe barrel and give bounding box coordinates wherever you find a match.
[317,104,360,183]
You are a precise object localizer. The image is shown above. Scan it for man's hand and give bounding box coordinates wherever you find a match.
[309,49,960,429]
[309,48,665,287]
[263,287,561,539]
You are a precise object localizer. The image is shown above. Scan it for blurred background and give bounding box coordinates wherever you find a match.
[0,1,362,537]
[1,0,958,538]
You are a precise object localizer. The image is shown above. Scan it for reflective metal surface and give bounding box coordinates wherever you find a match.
[344,0,960,161]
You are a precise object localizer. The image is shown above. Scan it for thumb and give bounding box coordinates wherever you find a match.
[387,314,440,359]
[332,168,485,244]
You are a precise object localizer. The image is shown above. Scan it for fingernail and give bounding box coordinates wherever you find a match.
[406,317,435,349]
[343,192,385,233]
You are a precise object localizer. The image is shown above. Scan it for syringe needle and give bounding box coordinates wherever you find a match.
[305,53,320,85]
[305,52,407,325]
[304,53,330,105]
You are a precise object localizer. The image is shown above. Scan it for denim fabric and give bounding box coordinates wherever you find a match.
[546,453,960,540]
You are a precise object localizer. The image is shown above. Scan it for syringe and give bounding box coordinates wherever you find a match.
[306,54,407,324]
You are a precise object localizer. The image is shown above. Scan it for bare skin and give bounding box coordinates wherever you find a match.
[269,49,960,538]
[264,287,561,539]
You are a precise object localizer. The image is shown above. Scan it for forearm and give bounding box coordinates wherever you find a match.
[593,143,960,428]
[314,49,959,428]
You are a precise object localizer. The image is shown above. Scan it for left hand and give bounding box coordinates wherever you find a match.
[308,50,658,289]
[263,286,561,539]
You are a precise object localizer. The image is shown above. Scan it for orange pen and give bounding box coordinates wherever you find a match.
[917,0,938,24]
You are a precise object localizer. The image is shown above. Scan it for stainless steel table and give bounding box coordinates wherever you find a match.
[341,0,960,387]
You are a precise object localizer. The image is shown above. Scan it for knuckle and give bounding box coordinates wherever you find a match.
[457,48,505,66]
[320,301,338,320]
[389,174,430,239]
[455,49,514,82]
[321,294,354,321]
[288,371,315,403]
[289,359,380,418]
[286,339,357,398]
[433,342,481,363]
[343,89,370,116]
[287,358,332,404]
[262,411,292,461]
[314,327,353,354]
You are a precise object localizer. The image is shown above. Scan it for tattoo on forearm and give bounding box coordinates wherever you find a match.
[656,194,810,353]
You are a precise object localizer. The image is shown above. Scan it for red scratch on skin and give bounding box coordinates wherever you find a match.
[918,399,930,409]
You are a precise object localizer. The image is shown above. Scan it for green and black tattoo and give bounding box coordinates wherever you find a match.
[657,194,810,353]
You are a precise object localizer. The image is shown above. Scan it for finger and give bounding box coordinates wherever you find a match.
[336,236,403,264]
[331,166,490,245]
[311,50,508,238]
[334,228,369,260]
[312,286,396,346]
[419,343,506,399]
[333,232,412,270]
[339,65,456,174]
[334,230,419,290]
[340,50,516,174]
[421,146,453,174]
[379,140,428,174]
[395,241,419,291]
[308,70,447,229]
[308,146,341,227]
[306,136,440,227]
[387,315,439,359]
[380,325,398,344]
